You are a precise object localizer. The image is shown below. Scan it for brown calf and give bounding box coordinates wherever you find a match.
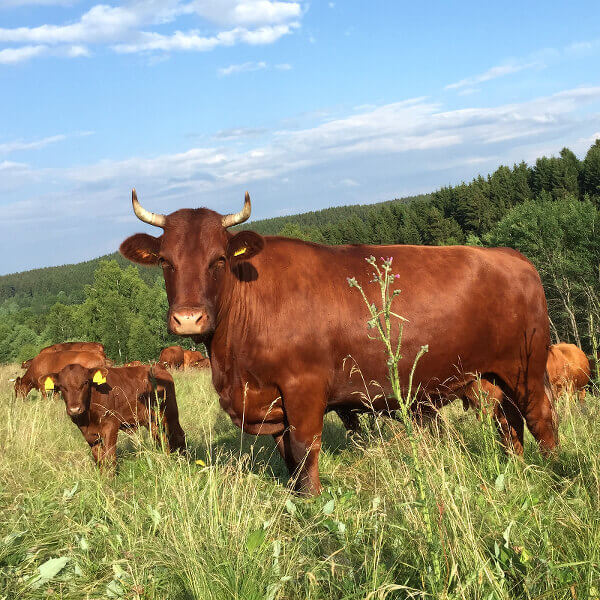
[39,364,186,469]
[183,350,209,370]
[159,345,185,370]
[547,343,591,402]
[15,350,107,399]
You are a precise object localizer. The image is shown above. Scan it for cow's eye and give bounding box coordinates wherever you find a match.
[158,257,174,271]
[210,256,226,270]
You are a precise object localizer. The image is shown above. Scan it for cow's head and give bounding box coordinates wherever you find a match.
[119,190,264,338]
[39,365,108,417]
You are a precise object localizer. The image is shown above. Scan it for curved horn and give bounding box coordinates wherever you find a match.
[222,192,251,228]
[131,188,166,228]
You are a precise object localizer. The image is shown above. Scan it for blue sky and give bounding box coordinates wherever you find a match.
[1,0,600,274]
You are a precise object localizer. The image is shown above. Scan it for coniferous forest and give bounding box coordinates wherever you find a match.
[2,140,599,364]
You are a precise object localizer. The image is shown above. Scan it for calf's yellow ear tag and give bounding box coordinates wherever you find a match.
[92,370,107,385]
[234,246,247,257]
[44,377,54,391]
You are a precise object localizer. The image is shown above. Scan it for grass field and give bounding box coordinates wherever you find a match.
[1,364,599,599]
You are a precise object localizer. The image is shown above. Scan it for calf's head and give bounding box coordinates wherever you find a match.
[39,365,109,416]
[119,190,264,338]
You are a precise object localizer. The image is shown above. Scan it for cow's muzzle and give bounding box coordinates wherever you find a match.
[169,306,209,335]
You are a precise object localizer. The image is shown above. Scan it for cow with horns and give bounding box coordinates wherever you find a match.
[120,190,557,495]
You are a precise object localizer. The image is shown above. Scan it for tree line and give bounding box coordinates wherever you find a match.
[1,140,599,363]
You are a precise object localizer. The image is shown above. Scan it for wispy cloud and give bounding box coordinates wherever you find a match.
[218,60,291,76]
[0,0,303,64]
[0,131,93,154]
[218,60,267,76]
[11,85,600,201]
[445,61,540,90]
[446,37,600,92]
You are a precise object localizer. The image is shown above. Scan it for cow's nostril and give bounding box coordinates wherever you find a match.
[195,313,203,324]
[173,314,181,325]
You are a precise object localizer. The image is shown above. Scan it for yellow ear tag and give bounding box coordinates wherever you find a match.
[92,371,107,385]
[234,246,247,257]
[44,377,54,391]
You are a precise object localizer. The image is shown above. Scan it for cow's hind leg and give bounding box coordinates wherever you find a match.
[279,377,326,496]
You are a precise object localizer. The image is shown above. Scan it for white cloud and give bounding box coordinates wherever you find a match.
[0,0,75,6]
[0,44,46,63]
[446,37,600,92]
[217,60,290,76]
[445,62,540,90]
[189,0,302,26]
[28,85,600,199]
[0,131,92,154]
[0,0,303,63]
[219,60,267,76]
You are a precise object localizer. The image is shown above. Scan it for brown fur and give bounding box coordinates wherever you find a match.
[183,350,209,370]
[546,343,590,402]
[121,204,556,494]
[159,345,185,370]
[39,364,186,469]
[15,350,107,399]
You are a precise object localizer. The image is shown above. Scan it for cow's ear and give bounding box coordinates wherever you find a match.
[38,374,58,391]
[119,233,161,266]
[89,367,109,385]
[226,231,265,263]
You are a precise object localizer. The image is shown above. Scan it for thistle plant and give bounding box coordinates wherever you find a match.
[348,256,442,591]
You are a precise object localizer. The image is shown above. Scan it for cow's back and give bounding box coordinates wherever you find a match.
[27,351,106,383]
[218,240,550,407]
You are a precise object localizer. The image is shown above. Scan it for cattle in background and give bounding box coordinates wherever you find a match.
[120,190,557,495]
[159,346,185,370]
[39,341,106,357]
[124,360,144,367]
[21,359,33,370]
[15,350,107,399]
[38,364,186,469]
[546,343,590,402]
[183,350,209,370]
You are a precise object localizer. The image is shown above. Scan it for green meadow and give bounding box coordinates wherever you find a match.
[1,366,599,600]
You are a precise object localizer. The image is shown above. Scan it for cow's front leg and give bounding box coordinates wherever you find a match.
[280,378,326,495]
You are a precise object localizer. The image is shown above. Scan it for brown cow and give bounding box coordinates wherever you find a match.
[39,341,106,356]
[120,190,556,495]
[159,346,185,370]
[15,350,107,399]
[183,350,209,370]
[546,343,590,402]
[37,364,186,469]
[21,359,33,370]
[123,360,144,367]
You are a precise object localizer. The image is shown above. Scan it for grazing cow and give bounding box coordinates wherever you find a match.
[37,364,186,469]
[21,359,33,370]
[183,350,209,370]
[15,350,107,399]
[546,343,590,402]
[120,190,556,494]
[124,360,144,367]
[159,346,185,370]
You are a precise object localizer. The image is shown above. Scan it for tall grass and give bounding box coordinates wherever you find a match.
[1,363,600,599]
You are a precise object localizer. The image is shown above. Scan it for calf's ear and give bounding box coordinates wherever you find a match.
[38,374,58,391]
[226,231,265,263]
[90,367,109,385]
[120,233,161,266]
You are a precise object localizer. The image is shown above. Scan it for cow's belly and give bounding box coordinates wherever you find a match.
[214,375,285,435]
